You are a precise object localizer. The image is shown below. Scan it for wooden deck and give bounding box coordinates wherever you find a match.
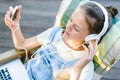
[0,0,61,53]
[0,0,120,80]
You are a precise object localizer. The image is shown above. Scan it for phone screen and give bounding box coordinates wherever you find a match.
[11,6,18,20]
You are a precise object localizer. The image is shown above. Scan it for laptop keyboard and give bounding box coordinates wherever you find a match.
[0,67,12,80]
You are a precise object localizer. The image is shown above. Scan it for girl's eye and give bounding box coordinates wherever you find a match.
[74,26,80,32]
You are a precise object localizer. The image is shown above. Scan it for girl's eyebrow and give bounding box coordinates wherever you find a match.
[70,15,83,31]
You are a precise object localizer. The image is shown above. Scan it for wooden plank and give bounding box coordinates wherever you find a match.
[0,49,25,65]
[0,46,40,65]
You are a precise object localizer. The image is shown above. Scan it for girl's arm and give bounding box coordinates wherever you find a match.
[70,40,98,80]
[4,5,41,50]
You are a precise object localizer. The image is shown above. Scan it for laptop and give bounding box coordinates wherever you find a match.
[0,59,30,80]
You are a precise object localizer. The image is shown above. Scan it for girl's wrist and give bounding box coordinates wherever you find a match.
[70,68,82,80]
[10,24,20,32]
[9,21,19,30]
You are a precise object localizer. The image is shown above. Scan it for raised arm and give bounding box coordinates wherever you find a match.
[70,40,98,80]
[4,5,41,50]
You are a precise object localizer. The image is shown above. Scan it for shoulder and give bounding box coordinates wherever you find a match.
[36,27,63,44]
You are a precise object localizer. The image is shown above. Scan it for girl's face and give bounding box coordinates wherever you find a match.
[63,9,90,44]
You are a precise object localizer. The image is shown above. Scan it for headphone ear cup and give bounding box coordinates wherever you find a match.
[85,34,98,42]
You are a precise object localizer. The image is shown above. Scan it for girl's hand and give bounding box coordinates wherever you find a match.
[71,40,98,80]
[75,40,98,70]
[4,5,22,30]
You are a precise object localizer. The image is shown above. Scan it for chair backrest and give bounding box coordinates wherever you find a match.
[54,0,120,75]
[54,0,89,28]
[94,18,120,75]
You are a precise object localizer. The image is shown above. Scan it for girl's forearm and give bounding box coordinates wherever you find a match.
[70,68,82,80]
[11,25,25,50]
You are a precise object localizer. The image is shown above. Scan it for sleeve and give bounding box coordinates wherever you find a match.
[36,27,53,44]
[79,61,94,80]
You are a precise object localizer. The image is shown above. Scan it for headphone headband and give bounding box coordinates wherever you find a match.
[89,1,109,41]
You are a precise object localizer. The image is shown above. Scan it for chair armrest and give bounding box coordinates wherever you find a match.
[0,46,40,65]
[0,49,25,65]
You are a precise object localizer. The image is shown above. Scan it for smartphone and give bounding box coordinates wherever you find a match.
[11,6,18,20]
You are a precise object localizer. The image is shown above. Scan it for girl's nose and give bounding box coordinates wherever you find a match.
[66,22,74,31]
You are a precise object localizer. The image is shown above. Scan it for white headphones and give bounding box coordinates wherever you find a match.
[85,1,109,42]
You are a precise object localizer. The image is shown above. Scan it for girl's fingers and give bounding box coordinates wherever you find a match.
[82,44,90,59]
[82,40,98,60]
[4,10,16,28]
[88,40,98,59]
[93,40,98,54]
[88,41,93,50]
[9,6,13,17]
[5,12,13,23]
[82,44,89,53]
